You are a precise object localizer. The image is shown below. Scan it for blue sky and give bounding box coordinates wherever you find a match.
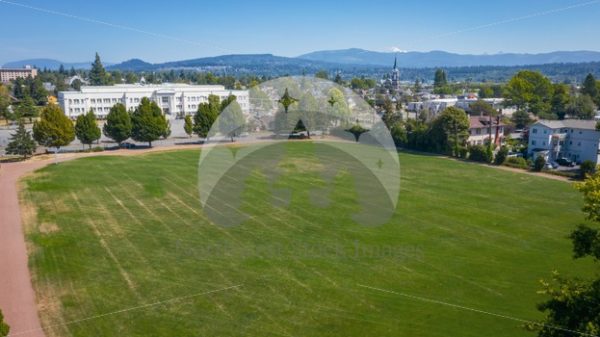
[0,0,599,64]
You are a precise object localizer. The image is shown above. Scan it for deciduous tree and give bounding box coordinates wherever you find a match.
[33,105,75,151]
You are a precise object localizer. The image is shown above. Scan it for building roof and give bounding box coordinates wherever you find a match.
[533,119,597,130]
[469,116,506,129]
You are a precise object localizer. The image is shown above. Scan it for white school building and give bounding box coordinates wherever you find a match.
[58,84,250,119]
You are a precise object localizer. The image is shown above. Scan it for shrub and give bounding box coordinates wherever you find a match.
[468,145,492,163]
[580,160,596,178]
[504,157,529,169]
[533,155,546,172]
[494,146,508,165]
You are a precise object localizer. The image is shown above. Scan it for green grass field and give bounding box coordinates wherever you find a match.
[20,142,594,337]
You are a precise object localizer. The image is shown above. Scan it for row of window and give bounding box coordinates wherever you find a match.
[532,128,584,135]
[531,140,583,147]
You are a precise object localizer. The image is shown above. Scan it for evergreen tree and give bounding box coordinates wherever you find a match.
[131,97,169,147]
[6,121,36,159]
[433,69,449,94]
[75,110,101,149]
[184,115,193,137]
[103,103,131,145]
[89,52,107,85]
[32,105,75,151]
[582,73,599,103]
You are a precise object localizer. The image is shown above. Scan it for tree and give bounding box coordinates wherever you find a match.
[469,100,497,116]
[103,103,131,145]
[193,94,220,139]
[131,97,169,147]
[580,160,596,179]
[551,84,570,119]
[468,144,492,163]
[433,69,450,95]
[33,105,75,151]
[0,309,9,337]
[566,94,597,120]
[437,106,470,157]
[512,110,532,129]
[582,73,599,104]
[15,96,37,122]
[6,120,36,159]
[89,52,107,85]
[504,70,553,115]
[390,121,407,146]
[494,146,508,165]
[184,115,193,138]
[533,155,546,172]
[528,173,600,337]
[219,99,245,142]
[434,69,448,88]
[75,110,101,149]
[0,85,12,122]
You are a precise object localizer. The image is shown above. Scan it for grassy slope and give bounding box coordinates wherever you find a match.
[20,143,594,337]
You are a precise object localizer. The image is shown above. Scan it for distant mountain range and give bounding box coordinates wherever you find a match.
[5,49,600,72]
[297,48,600,67]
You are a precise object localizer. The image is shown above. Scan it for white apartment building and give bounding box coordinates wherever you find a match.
[528,120,600,164]
[0,65,38,83]
[58,83,250,119]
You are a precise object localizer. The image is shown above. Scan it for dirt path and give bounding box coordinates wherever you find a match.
[0,142,572,336]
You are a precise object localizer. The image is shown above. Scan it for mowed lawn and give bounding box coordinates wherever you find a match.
[20,142,594,337]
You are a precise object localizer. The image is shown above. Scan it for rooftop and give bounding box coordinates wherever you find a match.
[469,116,506,129]
[534,119,598,130]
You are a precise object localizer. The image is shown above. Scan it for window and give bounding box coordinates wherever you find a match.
[532,128,538,134]
[532,140,537,146]
[104,98,110,104]
[476,129,481,135]
[91,99,96,103]
[161,96,169,103]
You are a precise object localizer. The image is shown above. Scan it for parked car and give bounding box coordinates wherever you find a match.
[556,158,576,167]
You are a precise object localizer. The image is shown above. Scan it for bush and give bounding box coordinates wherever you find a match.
[580,160,596,178]
[533,155,546,172]
[468,145,492,163]
[504,157,529,169]
[494,146,508,165]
